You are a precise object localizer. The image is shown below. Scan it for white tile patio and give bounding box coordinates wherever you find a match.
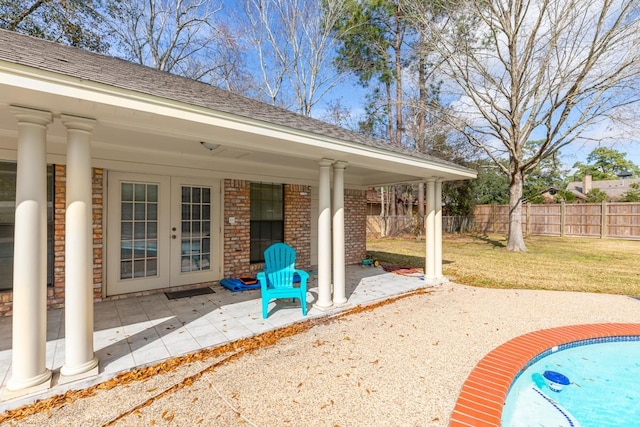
[0,265,434,412]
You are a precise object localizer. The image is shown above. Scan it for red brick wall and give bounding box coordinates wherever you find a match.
[284,184,311,270]
[345,188,367,264]
[223,179,252,277]
[223,181,312,277]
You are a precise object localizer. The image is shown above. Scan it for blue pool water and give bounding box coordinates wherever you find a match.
[501,339,640,426]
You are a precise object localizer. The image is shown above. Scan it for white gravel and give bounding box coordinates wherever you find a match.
[5,283,640,427]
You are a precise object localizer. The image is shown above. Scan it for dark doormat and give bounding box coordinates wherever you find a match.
[165,287,215,300]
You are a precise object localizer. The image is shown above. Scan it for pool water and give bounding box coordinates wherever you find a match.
[501,340,640,426]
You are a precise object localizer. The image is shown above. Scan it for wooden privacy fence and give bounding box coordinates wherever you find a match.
[474,203,640,239]
[366,215,475,238]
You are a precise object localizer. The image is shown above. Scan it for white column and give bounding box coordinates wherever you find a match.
[315,159,333,310]
[434,180,443,279]
[60,115,99,380]
[7,106,52,393]
[332,161,347,306]
[425,179,436,280]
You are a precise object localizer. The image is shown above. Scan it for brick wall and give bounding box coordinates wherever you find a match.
[223,179,251,277]
[284,184,311,270]
[0,165,103,316]
[345,188,367,264]
[223,180,312,277]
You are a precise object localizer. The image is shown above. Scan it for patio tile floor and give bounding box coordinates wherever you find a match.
[0,265,431,412]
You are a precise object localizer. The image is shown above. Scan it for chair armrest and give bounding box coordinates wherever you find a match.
[294,269,309,285]
[257,271,268,291]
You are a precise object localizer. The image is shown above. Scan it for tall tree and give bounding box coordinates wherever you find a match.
[241,0,347,116]
[333,0,412,230]
[0,0,108,52]
[105,0,244,85]
[333,0,408,145]
[408,0,640,251]
[572,147,640,181]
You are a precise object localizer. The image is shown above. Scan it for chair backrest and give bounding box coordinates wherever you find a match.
[264,242,296,289]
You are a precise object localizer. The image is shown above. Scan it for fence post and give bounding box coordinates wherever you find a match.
[525,203,530,236]
[601,201,607,238]
[560,202,565,237]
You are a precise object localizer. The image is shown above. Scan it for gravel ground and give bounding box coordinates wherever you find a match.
[4,283,640,427]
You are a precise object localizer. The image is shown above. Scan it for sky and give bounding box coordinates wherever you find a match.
[185,1,640,173]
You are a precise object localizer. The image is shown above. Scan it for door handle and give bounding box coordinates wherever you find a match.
[172,235,176,239]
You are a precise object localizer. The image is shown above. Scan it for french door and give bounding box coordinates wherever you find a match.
[106,172,221,296]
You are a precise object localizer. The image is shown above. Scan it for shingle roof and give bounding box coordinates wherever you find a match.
[0,29,468,171]
[566,178,640,199]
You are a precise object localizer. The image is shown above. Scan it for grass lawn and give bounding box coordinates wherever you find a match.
[366,234,640,296]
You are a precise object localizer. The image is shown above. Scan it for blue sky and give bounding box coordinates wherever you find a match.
[215,1,640,174]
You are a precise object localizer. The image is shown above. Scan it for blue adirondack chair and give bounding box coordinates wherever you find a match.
[257,242,309,319]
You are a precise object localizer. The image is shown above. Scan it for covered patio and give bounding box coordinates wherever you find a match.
[0,265,429,411]
[0,29,476,402]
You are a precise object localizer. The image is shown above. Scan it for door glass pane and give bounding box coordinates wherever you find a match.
[147,203,157,221]
[180,185,212,273]
[120,182,159,279]
[122,183,133,201]
[121,203,133,220]
[147,185,158,202]
[121,222,133,240]
[147,222,157,239]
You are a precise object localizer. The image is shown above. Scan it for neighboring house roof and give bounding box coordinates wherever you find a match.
[566,178,640,200]
[0,29,474,184]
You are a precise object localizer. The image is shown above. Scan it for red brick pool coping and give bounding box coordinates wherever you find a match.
[449,323,640,426]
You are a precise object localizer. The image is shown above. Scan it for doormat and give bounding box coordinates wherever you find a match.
[165,287,215,300]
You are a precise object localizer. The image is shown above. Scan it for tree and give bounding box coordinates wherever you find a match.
[0,0,108,52]
[572,147,640,181]
[473,162,510,205]
[241,0,347,115]
[334,0,420,235]
[620,182,640,202]
[585,188,608,203]
[105,0,242,85]
[408,0,640,251]
[522,141,568,203]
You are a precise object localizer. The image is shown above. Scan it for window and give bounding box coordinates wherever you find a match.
[0,162,54,291]
[250,183,284,263]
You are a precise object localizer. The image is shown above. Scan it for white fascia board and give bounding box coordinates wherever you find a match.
[0,63,476,180]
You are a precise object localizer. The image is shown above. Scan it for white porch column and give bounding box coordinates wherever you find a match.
[434,180,443,279]
[315,159,333,310]
[60,115,98,381]
[332,161,347,306]
[425,179,436,280]
[6,106,52,393]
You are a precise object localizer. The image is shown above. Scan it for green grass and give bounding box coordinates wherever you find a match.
[366,234,640,296]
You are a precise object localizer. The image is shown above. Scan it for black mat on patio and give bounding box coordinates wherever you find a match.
[165,287,215,300]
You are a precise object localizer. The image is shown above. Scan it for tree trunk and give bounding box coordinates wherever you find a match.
[506,170,527,252]
[418,182,424,237]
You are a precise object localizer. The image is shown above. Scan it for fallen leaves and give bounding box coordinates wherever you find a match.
[0,287,434,425]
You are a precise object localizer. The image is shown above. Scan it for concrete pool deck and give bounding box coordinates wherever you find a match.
[3,282,640,426]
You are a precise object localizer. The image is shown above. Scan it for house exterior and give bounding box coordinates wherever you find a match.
[0,29,475,397]
[567,174,640,201]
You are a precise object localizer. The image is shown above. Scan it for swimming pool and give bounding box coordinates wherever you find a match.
[501,338,640,426]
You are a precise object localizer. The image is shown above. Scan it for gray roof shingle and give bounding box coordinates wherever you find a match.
[0,29,468,171]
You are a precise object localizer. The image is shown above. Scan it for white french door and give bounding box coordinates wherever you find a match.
[106,172,221,296]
